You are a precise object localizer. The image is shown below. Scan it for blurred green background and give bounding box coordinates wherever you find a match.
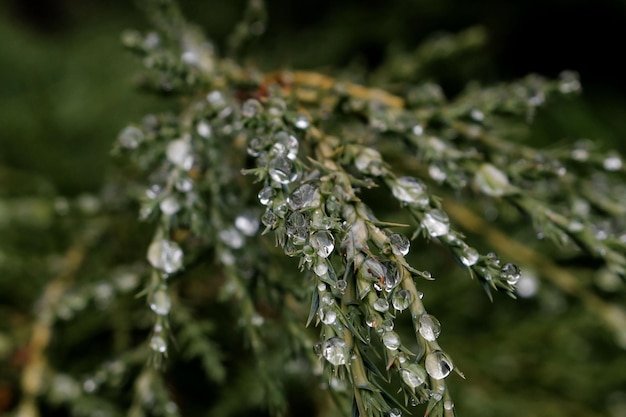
[1,1,625,416]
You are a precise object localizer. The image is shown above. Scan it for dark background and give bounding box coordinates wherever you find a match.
[2,0,626,195]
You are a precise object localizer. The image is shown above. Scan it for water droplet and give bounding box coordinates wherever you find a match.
[83,378,98,393]
[321,293,335,305]
[318,305,337,324]
[314,261,329,276]
[474,163,510,197]
[423,209,450,237]
[571,146,589,161]
[150,289,171,315]
[242,98,262,118]
[444,400,454,410]
[428,163,447,183]
[458,245,479,266]
[317,282,327,292]
[389,408,402,417]
[412,124,424,136]
[206,90,226,108]
[160,196,180,215]
[500,263,521,286]
[311,231,335,258]
[382,319,394,331]
[401,363,426,388]
[425,350,453,380]
[294,115,310,129]
[268,156,298,184]
[274,131,299,160]
[517,270,539,298]
[359,257,387,282]
[175,178,193,192]
[388,233,410,256]
[235,213,260,236]
[167,139,193,170]
[373,298,389,312]
[418,314,441,341]
[261,209,277,228]
[118,126,143,149]
[568,220,584,232]
[354,148,383,176]
[335,279,347,293]
[196,120,212,138]
[147,239,183,274]
[150,334,167,353]
[286,212,309,244]
[382,331,401,350]
[392,289,412,311]
[558,71,581,94]
[384,263,400,290]
[391,177,429,206]
[470,109,485,122]
[603,154,623,171]
[288,183,319,210]
[257,186,274,206]
[322,338,348,366]
[366,315,378,328]
[219,227,244,249]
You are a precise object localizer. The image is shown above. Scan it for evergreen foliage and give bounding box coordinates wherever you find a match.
[1,1,626,417]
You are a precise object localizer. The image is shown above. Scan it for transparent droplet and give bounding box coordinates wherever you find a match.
[311,231,335,258]
[384,263,400,290]
[247,137,266,157]
[314,261,329,276]
[288,183,319,210]
[242,98,262,118]
[274,131,299,160]
[285,212,309,244]
[423,209,450,237]
[401,363,426,388]
[159,196,180,215]
[150,334,167,353]
[235,213,260,236]
[118,126,143,149]
[391,177,429,207]
[412,124,424,135]
[558,71,581,94]
[392,289,412,311]
[294,114,310,129]
[268,156,298,184]
[458,245,479,266]
[470,109,485,122]
[359,258,387,282]
[500,262,521,286]
[425,350,453,380]
[382,331,401,350]
[261,210,277,228]
[388,233,410,256]
[318,305,337,324]
[196,120,212,138]
[377,319,392,333]
[317,282,327,292]
[444,400,454,411]
[167,139,193,170]
[428,163,447,183]
[335,279,347,293]
[354,148,383,176]
[321,293,335,305]
[150,289,171,316]
[322,338,348,366]
[373,298,389,312]
[389,408,402,417]
[366,315,378,328]
[603,154,623,171]
[474,163,510,197]
[517,270,539,298]
[50,374,80,401]
[147,239,184,274]
[257,186,274,206]
[206,90,226,108]
[83,378,98,393]
[418,314,441,341]
[175,178,194,192]
[219,227,244,249]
